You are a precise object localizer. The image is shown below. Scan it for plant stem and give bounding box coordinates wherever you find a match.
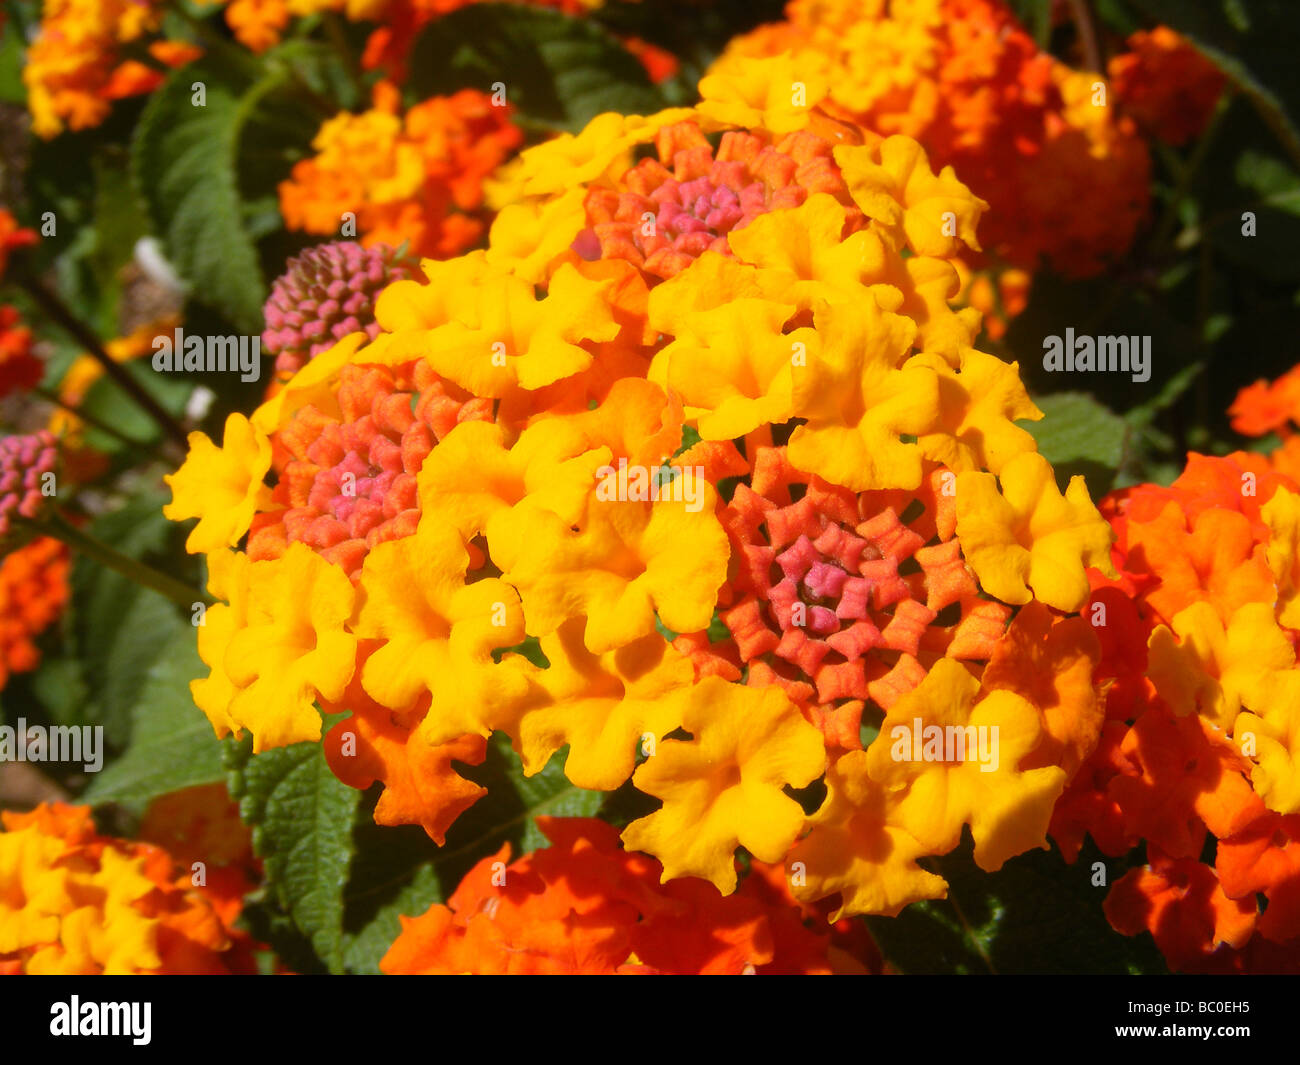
[27,511,209,608]
[13,270,189,445]
[1066,0,1101,72]
[32,386,155,454]
[1149,91,1233,256]
[323,12,363,100]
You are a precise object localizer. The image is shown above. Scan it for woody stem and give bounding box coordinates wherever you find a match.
[14,269,189,445]
[24,511,209,608]
[32,386,156,454]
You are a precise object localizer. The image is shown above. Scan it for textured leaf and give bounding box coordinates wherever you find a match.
[342,813,445,975]
[131,55,272,333]
[77,360,194,452]
[1024,391,1130,497]
[72,492,193,745]
[866,834,1168,974]
[267,40,362,113]
[407,4,664,131]
[83,627,225,808]
[234,739,361,974]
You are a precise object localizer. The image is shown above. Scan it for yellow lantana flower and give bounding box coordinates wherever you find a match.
[866,658,1068,871]
[787,296,941,491]
[1235,672,1300,815]
[726,194,890,309]
[223,543,358,752]
[648,298,811,440]
[1262,487,1300,628]
[354,516,528,744]
[646,252,765,336]
[697,54,830,134]
[913,347,1042,474]
[878,253,982,363]
[955,451,1115,611]
[501,618,697,791]
[496,476,728,654]
[416,419,609,543]
[1147,601,1294,732]
[510,108,695,199]
[190,549,251,739]
[163,413,272,553]
[787,749,949,920]
[834,137,989,257]
[486,187,588,284]
[417,261,619,396]
[622,678,826,893]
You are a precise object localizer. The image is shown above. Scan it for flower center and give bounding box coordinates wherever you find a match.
[577,122,861,280]
[249,362,490,578]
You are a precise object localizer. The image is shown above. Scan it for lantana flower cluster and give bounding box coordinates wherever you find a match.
[382,816,878,974]
[711,0,1152,280]
[165,57,1119,936]
[22,0,201,138]
[1107,26,1226,147]
[203,0,670,87]
[215,0,610,62]
[0,801,257,974]
[1052,366,1300,973]
[0,306,42,399]
[0,536,69,693]
[278,82,524,260]
[21,0,668,140]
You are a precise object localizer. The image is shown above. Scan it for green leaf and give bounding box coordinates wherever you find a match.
[82,627,226,809]
[1204,136,1300,284]
[866,834,1168,974]
[234,738,361,974]
[340,732,603,974]
[0,19,26,103]
[77,359,194,452]
[131,56,272,333]
[266,39,362,113]
[27,659,90,728]
[1125,361,1203,430]
[407,3,665,132]
[1024,391,1130,497]
[87,154,152,314]
[1006,0,1052,48]
[1233,149,1300,207]
[71,491,192,745]
[342,814,445,975]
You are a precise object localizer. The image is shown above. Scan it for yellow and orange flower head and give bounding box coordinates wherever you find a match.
[381,816,875,974]
[0,537,70,692]
[206,0,614,67]
[1109,27,1225,147]
[712,0,1150,281]
[0,803,257,974]
[23,0,200,138]
[0,306,42,399]
[166,68,1118,929]
[1056,395,1300,972]
[279,82,524,260]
